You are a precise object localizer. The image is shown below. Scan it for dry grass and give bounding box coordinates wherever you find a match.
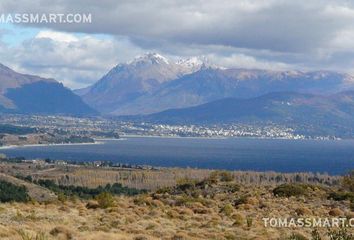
[0,163,349,239]
[0,178,352,240]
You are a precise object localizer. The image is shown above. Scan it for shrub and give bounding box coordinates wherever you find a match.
[328,191,354,202]
[342,171,354,192]
[49,226,73,239]
[311,229,321,240]
[225,183,240,193]
[231,213,244,226]
[273,184,310,197]
[234,195,248,206]
[328,208,344,217]
[327,228,353,240]
[86,200,100,209]
[219,171,234,182]
[295,207,312,216]
[296,228,354,240]
[176,178,197,192]
[289,233,308,240]
[17,230,47,240]
[220,203,234,216]
[134,236,148,240]
[246,216,253,228]
[95,192,115,208]
[208,171,234,183]
[57,192,67,203]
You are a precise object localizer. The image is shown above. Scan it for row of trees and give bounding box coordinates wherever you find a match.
[34,179,145,199]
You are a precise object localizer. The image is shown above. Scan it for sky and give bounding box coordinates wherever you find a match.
[1,0,354,89]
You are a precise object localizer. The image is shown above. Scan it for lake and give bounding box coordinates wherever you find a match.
[1,136,354,175]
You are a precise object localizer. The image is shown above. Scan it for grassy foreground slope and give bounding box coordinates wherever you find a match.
[0,169,353,240]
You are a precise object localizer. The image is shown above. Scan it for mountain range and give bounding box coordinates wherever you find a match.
[77,53,354,116]
[0,64,96,115]
[2,52,354,128]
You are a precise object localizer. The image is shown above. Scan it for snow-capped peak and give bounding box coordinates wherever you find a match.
[177,56,206,68]
[176,56,223,71]
[129,52,170,65]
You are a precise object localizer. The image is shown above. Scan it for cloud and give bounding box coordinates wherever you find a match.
[0,30,143,89]
[1,0,352,53]
[207,53,294,71]
[35,30,79,42]
[0,0,354,88]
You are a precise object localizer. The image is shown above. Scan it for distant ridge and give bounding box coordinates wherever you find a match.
[142,91,354,128]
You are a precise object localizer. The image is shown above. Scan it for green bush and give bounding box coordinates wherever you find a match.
[220,203,234,216]
[328,191,354,202]
[234,195,248,206]
[95,192,115,208]
[273,184,310,197]
[0,180,30,203]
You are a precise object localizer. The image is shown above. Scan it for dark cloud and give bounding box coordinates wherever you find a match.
[1,0,353,53]
[1,0,354,87]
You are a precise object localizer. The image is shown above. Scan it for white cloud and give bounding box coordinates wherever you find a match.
[208,53,294,71]
[35,30,79,42]
[0,30,143,89]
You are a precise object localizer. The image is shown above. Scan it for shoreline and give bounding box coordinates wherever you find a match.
[0,141,104,150]
[0,134,344,150]
[121,134,228,140]
[120,134,341,141]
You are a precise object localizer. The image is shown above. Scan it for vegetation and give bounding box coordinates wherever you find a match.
[0,180,30,203]
[328,171,354,211]
[0,124,36,135]
[289,228,353,240]
[273,183,314,197]
[17,230,47,240]
[209,170,234,182]
[343,171,354,192]
[61,135,94,144]
[34,179,145,199]
[0,162,352,239]
[95,192,116,208]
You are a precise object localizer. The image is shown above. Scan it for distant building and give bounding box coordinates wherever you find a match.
[23,159,46,165]
[55,160,68,165]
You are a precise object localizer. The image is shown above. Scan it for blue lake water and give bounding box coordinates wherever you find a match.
[1,136,354,175]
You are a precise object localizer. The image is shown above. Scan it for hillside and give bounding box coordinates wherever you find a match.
[143,91,354,126]
[0,173,56,202]
[0,64,96,115]
[0,163,351,240]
